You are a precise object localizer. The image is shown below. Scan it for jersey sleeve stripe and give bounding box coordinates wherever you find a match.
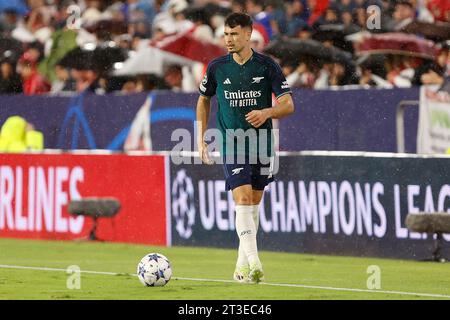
[275,91,292,99]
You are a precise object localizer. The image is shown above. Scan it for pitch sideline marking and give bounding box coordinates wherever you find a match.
[0,264,449,299]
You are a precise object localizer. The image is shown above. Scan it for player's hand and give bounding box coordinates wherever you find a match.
[245,109,270,128]
[198,141,214,165]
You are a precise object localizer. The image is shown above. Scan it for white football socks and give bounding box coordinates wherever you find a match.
[235,204,261,268]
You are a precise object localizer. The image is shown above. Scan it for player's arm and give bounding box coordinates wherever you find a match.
[196,95,213,164]
[246,58,295,128]
[197,61,217,164]
[245,94,294,128]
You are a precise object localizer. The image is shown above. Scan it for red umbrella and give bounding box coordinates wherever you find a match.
[356,33,438,60]
[150,29,226,65]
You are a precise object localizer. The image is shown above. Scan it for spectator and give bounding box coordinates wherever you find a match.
[115,34,133,50]
[392,0,415,30]
[50,64,76,93]
[414,42,449,86]
[313,4,341,27]
[265,0,289,35]
[250,28,266,51]
[0,0,446,93]
[0,58,22,94]
[385,55,419,87]
[286,0,310,37]
[178,5,214,43]
[231,0,247,13]
[285,61,317,88]
[341,10,357,28]
[246,0,275,39]
[82,0,105,26]
[328,62,347,86]
[121,78,138,94]
[307,0,330,26]
[337,0,357,13]
[71,68,102,93]
[164,64,183,92]
[0,10,21,34]
[17,52,50,95]
[354,6,368,29]
[289,20,313,39]
[427,0,450,22]
[357,55,393,88]
[11,8,53,44]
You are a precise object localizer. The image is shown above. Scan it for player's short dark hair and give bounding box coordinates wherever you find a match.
[224,13,253,30]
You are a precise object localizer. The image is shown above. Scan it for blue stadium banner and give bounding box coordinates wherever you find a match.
[0,88,419,152]
[168,153,450,260]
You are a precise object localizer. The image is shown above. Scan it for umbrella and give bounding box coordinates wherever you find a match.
[182,3,231,24]
[312,23,361,53]
[84,19,129,37]
[113,46,196,76]
[328,45,354,66]
[0,37,23,62]
[182,6,210,25]
[264,38,353,65]
[356,32,438,60]
[0,0,28,15]
[264,38,331,61]
[57,47,96,70]
[151,31,226,65]
[401,21,450,42]
[58,43,127,75]
[93,43,128,75]
[356,54,387,77]
[203,3,231,17]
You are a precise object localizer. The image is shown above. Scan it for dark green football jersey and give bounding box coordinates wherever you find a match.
[199,49,292,159]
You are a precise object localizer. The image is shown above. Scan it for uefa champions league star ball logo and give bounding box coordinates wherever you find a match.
[172,169,195,239]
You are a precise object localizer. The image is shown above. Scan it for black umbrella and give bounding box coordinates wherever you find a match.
[182,3,231,24]
[312,23,360,53]
[264,38,353,66]
[203,3,231,16]
[182,6,209,24]
[57,43,127,75]
[328,45,354,66]
[57,47,95,71]
[93,43,128,75]
[264,38,332,62]
[0,37,23,62]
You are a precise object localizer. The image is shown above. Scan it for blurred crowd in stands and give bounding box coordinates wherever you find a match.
[0,0,448,95]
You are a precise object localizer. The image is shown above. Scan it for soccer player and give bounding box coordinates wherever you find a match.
[196,12,295,283]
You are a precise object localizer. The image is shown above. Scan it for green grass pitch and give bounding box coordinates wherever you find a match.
[0,238,449,300]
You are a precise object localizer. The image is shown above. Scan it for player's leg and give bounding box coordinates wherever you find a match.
[241,188,264,283]
[222,161,255,282]
[237,189,262,269]
[251,189,264,228]
[234,184,252,279]
[232,184,263,282]
[245,159,275,283]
